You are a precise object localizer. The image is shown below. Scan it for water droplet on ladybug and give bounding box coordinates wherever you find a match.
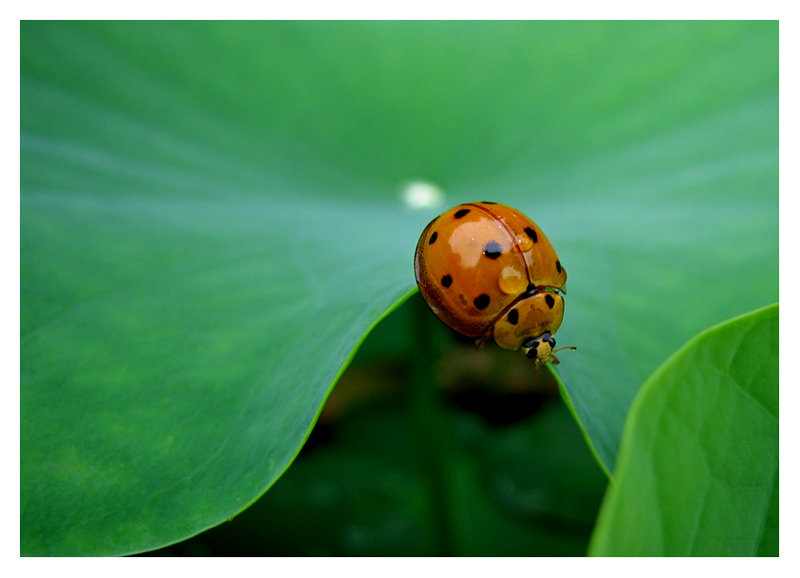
[516,234,534,252]
[498,266,527,295]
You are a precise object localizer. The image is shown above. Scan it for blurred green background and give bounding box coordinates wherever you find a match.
[21,21,778,556]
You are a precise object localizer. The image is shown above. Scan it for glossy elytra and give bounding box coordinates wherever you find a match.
[414,202,574,365]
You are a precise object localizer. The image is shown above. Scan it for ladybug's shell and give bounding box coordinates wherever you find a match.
[414,202,567,338]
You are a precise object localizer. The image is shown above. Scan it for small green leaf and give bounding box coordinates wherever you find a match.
[589,303,778,556]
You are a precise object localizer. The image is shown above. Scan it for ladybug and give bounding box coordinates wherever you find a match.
[414,202,574,365]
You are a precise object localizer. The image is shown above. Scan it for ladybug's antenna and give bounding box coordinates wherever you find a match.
[554,346,577,355]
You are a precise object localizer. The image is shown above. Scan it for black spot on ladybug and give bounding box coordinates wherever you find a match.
[441,274,453,288]
[556,260,562,273]
[429,231,438,245]
[526,284,539,296]
[474,294,490,310]
[525,227,538,243]
[454,208,471,219]
[481,201,497,204]
[483,241,502,259]
[508,309,519,325]
[545,294,555,309]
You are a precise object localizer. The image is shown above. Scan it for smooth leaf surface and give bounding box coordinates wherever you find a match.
[21,21,778,555]
[21,194,417,556]
[589,304,778,556]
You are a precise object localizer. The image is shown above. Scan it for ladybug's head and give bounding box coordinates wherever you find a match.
[521,331,576,366]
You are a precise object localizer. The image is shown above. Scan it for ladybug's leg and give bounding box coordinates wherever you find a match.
[526,283,566,297]
[474,334,491,349]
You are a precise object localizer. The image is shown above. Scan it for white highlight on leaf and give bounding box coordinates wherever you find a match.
[400,180,445,209]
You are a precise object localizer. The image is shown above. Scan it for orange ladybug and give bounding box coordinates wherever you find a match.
[414,202,574,365]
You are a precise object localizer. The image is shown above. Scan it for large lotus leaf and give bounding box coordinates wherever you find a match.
[589,304,778,556]
[20,21,778,555]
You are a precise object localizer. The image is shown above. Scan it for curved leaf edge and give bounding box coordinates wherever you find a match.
[587,301,779,556]
[551,368,613,480]
[553,302,779,484]
[618,301,778,462]
[126,287,420,556]
[233,286,420,510]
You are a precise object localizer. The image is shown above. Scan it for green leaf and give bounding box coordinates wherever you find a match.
[20,193,418,555]
[589,303,778,556]
[21,22,778,555]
